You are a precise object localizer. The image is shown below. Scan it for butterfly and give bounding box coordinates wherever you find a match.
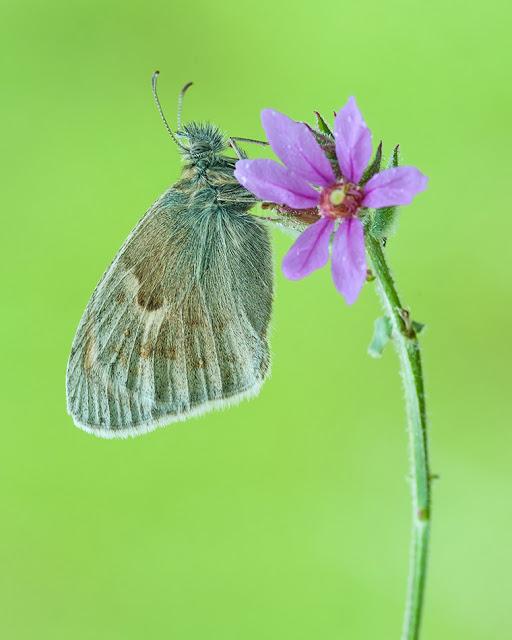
[66,72,273,438]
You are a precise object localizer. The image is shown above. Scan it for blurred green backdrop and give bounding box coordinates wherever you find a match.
[2,0,511,638]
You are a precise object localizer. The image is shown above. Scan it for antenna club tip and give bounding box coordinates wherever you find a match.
[180,81,194,96]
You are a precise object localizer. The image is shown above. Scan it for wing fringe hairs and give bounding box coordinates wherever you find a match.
[68,381,267,439]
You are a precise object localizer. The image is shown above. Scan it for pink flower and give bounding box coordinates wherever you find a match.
[234,97,428,304]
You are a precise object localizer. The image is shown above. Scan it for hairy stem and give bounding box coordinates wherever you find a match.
[365,234,432,640]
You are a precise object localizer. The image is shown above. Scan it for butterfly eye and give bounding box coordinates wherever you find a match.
[190,142,211,155]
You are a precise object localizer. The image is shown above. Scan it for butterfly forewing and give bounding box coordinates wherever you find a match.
[66,178,272,438]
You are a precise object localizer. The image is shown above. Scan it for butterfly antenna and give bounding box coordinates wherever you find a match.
[177,81,193,131]
[151,71,189,151]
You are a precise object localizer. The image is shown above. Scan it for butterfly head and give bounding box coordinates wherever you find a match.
[178,122,226,165]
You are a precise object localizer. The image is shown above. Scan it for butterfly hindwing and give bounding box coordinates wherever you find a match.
[66,186,273,437]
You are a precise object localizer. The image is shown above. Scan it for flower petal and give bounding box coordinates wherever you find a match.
[282,217,335,280]
[334,96,372,184]
[362,166,428,208]
[261,109,336,187]
[331,217,367,304]
[235,159,320,209]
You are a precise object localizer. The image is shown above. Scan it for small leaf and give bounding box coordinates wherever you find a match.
[412,320,426,334]
[361,141,383,185]
[370,144,401,241]
[314,111,334,138]
[368,316,393,358]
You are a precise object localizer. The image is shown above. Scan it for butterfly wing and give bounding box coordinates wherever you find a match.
[66,187,273,437]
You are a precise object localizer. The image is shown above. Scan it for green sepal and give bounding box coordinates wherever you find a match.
[368,316,393,358]
[370,145,401,241]
[307,119,338,177]
[314,111,334,138]
[389,143,400,167]
[361,141,383,185]
[306,120,336,174]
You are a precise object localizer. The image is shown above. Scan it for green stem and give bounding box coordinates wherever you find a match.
[365,233,432,640]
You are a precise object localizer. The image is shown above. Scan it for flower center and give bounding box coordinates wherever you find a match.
[319,181,363,219]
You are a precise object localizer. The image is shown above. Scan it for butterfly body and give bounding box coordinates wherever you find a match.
[66,122,273,438]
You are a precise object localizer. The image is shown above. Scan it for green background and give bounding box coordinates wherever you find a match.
[2,1,511,638]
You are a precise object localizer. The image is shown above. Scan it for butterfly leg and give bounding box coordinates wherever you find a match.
[228,137,247,160]
[228,136,270,159]
[230,136,269,147]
